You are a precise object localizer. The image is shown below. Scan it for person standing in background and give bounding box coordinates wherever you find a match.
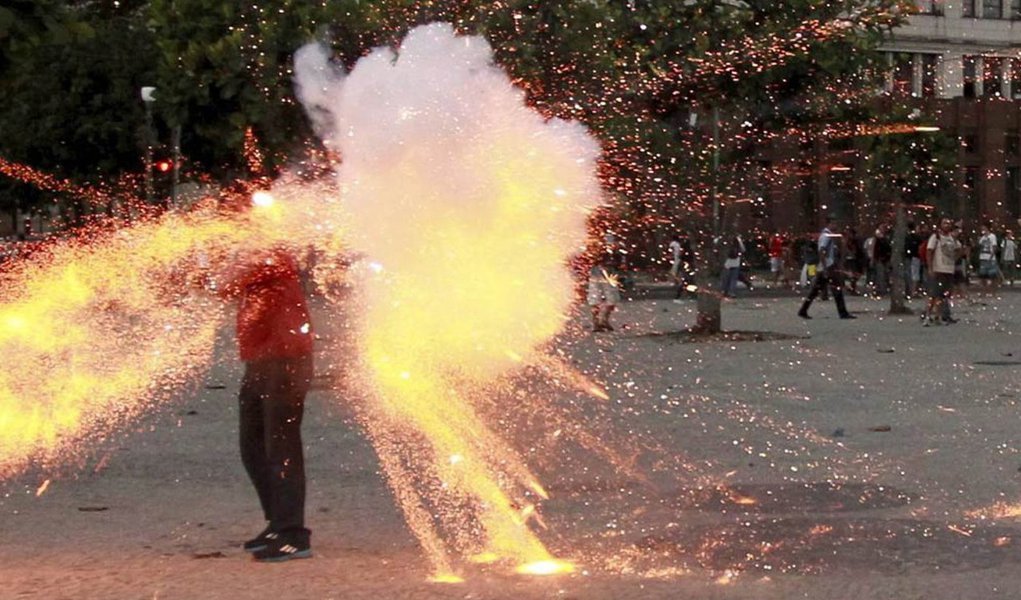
[923,218,961,326]
[977,223,1000,288]
[1002,230,1018,287]
[904,222,922,298]
[768,231,785,287]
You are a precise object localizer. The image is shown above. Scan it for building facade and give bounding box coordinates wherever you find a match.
[760,1,1021,234]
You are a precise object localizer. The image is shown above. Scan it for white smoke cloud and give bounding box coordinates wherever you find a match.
[293,21,604,574]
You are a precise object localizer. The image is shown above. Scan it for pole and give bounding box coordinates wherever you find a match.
[712,105,721,241]
[144,100,154,205]
[171,125,181,207]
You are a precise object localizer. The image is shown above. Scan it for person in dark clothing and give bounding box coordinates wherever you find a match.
[873,226,892,297]
[798,218,856,320]
[904,222,922,298]
[843,226,863,295]
[221,248,315,562]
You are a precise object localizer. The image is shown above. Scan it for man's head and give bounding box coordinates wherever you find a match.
[940,218,952,234]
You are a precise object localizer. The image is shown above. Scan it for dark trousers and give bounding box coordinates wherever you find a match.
[801,268,851,317]
[239,354,313,535]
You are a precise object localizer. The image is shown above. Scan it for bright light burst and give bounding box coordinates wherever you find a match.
[296,23,602,577]
[0,176,343,479]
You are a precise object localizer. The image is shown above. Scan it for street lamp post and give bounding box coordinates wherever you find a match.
[141,86,157,205]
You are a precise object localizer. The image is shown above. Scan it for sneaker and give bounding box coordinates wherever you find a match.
[253,538,312,562]
[923,318,930,327]
[797,311,811,319]
[253,530,312,562]
[942,317,959,324]
[244,526,278,553]
[839,314,857,319]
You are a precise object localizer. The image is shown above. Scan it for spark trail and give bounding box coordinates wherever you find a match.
[0,179,343,478]
[295,23,603,578]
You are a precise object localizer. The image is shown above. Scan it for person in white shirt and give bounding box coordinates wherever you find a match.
[1001,230,1018,286]
[923,218,962,326]
[668,235,683,293]
[977,223,1000,287]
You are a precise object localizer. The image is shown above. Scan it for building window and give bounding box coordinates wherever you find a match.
[984,57,1004,97]
[965,167,980,219]
[1012,59,1021,98]
[963,131,979,153]
[984,0,1003,18]
[917,0,946,14]
[964,56,978,98]
[1008,167,1021,220]
[963,0,976,16]
[891,52,913,96]
[1012,0,1021,18]
[921,54,939,97]
[1007,130,1020,156]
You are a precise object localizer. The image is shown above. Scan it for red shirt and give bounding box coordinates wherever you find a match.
[769,235,784,258]
[224,251,313,362]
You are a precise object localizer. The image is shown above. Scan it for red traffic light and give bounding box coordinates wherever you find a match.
[155,160,173,173]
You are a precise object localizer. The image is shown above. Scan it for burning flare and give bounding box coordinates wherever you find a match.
[0,178,343,478]
[296,23,602,577]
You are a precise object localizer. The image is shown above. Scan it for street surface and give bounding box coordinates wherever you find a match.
[4,289,1021,599]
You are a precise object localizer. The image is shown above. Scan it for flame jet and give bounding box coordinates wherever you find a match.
[0,178,343,479]
[295,23,603,577]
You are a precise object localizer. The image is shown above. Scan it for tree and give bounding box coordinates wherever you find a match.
[858,101,957,315]
[617,0,914,333]
[0,1,156,225]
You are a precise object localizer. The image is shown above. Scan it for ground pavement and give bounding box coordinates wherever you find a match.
[4,290,1021,599]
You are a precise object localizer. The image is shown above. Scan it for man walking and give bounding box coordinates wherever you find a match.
[222,247,316,561]
[798,217,856,320]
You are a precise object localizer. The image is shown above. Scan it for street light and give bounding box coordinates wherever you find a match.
[141,86,157,205]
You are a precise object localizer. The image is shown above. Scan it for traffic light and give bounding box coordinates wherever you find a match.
[151,157,176,204]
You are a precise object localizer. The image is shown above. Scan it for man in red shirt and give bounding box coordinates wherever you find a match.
[768,231,785,286]
[221,247,315,562]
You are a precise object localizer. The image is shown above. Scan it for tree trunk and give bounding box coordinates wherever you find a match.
[692,285,722,333]
[691,227,722,334]
[691,106,723,335]
[888,197,912,315]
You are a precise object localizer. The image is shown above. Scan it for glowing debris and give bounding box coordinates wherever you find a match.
[515,559,575,576]
[295,23,599,573]
[427,573,465,584]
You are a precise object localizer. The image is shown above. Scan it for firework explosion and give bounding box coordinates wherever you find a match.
[0,176,344,479]
[296,23,602,578]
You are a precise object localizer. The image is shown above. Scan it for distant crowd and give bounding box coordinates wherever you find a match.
[653,216,1021,328]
